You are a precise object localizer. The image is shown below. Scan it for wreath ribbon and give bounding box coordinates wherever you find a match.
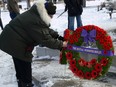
[81,29,96,45]
[67,44,114,56]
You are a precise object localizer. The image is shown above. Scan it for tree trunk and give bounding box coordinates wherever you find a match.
[27,0,31,9]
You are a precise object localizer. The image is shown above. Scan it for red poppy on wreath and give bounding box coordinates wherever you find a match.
[66,52,73,60]
[85,72,91,80]
[91,70,98,79]
[60,25,114,80]
[69,60,76,67]
[94,63,102,72]
[90,58,97,65]
[100,58,108,66]
[64,29,74,41]
[70,66,78,73]
[78,58,85,66]
[85,62,92,68]
[77,70,84,79]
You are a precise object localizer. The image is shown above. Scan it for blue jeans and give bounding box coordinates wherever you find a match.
[68,15,83,31]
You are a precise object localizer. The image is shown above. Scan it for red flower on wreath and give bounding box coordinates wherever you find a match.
[99,39,104,44]
[78,58,85,66]
[85,72,91,80]
[103,44,111,50]
[75,27,82,34]
[91,70,98,79]
[100,30,107,36]
[70,60,76,67]
[90,58,97,65]
[66,52,73,61]
[94,63,102,72]
[77,70,84,78]
[69,37,75,44]
[85,62,92,68]
[64,29,73,41]
[100,58,108,66]
[96,29,106,40]
[70,66,78,73]
[69,34,78,44]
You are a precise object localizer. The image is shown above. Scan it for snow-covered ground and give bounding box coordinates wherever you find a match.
[0,0,116,87]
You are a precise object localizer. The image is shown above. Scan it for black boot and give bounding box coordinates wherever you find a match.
[18,80,34,87]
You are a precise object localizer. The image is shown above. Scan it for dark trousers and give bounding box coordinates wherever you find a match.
[12,57,33,87]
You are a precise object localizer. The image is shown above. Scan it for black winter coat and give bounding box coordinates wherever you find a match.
[0,3,63,62]
[64,0,83,16]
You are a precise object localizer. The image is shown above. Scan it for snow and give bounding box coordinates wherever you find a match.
[0,0,116,87]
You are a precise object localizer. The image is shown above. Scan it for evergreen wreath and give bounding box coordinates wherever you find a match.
[60,25,114,80]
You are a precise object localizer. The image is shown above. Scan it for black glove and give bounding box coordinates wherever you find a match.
[60,47,63,51]
[58,36,65,41]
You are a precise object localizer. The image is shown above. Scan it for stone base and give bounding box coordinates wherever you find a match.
[36,46,60,58]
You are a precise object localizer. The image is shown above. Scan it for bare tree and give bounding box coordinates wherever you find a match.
[27,0,31,9]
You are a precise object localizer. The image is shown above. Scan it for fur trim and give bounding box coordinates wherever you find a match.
[35,1,51,26]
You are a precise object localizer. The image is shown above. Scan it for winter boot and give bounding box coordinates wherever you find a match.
[18,80,34,87]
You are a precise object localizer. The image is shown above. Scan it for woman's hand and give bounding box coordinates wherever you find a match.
[63,41,68,47]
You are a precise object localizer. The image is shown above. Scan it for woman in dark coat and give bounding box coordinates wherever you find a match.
[64,0,83,31]
[0,1,67,87]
